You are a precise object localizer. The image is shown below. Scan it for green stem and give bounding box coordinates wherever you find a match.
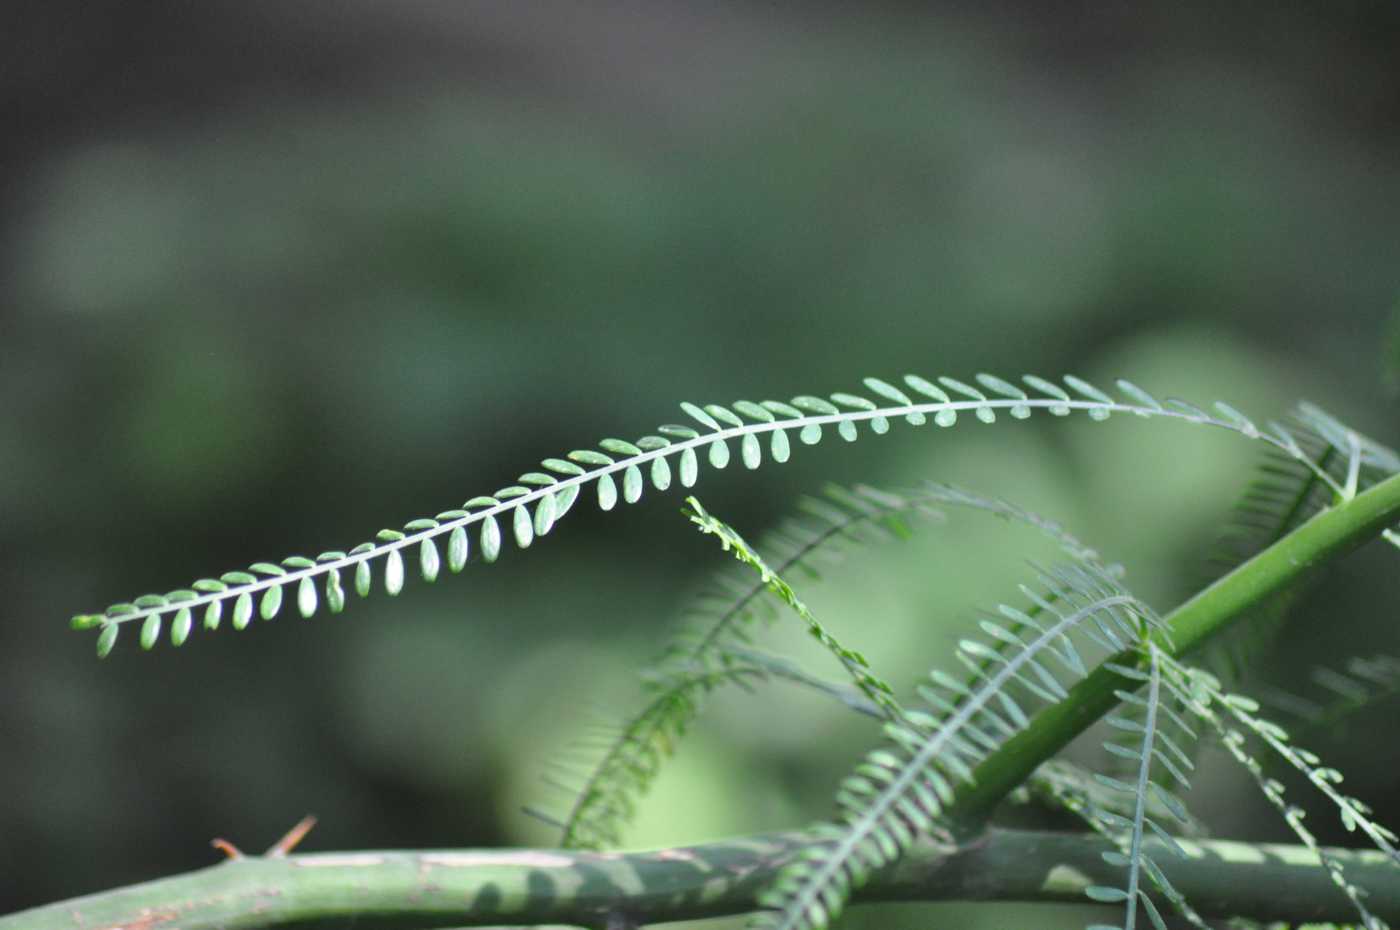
[3,829,1396,929]
[949,470,1400,830]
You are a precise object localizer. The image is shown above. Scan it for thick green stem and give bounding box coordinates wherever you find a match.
[949,470,1400,829]
[2,829,1396,929]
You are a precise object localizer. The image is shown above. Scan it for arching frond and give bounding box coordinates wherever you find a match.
[74,374,1364,656]
[753,561,1162,930]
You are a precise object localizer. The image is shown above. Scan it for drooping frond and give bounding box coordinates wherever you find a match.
[753,560,1161,930]
[73,374,1366,656]
[1168,659,1391,930]
[1085,644,1205,930]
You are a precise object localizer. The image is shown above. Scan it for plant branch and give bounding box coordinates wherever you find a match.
[4,829,1397,929]
[948,470,1400,830]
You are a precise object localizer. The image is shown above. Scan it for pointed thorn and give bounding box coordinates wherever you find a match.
[267,814,318,857]
[211,838,244,860]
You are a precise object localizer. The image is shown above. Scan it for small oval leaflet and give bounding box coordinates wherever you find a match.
[533,494,557,536]
[171,608,192,647]
[297,576,318,617]
[741,433,761,469]
[384,550,405,595]
[554,484,580,519]
[513,503,534,548]
[325,571,346,614]
[420,538,441,582]
[792,395,839,415]
[771,428,791,463]
[447,526,470,572]
[680,401,721,431]
[481,515,502,563]
[233,592,254,630]
[863,376,912,406]
[679,448,699,487]
[93,621,120,657]
[567,449,614,467]
[260,585,283,620]
[204,601,223,631]
[354,561,372,598]
[140,614,162,650]
[599,437,642,456]
[650,456,671,491]
[623,464,644,503]
[1085,885,1130,903]
[704,403,744,428]
[734,399,774,422]
[709,439,730,469]
[597,473,619,511]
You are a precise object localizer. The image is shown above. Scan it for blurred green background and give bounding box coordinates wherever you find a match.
[3,3,1399,926]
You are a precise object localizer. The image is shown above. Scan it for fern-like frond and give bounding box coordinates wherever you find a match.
[753,560,1161,930]
[1085,644,1205,930]
[73,374,1361,656]
[1169,659,1391,930]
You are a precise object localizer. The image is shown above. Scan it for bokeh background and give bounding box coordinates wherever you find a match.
[3,3,1399,926]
